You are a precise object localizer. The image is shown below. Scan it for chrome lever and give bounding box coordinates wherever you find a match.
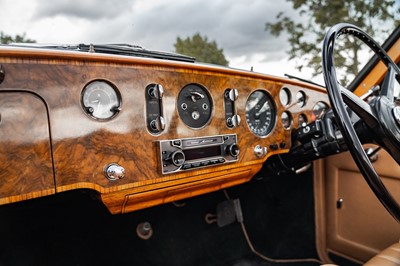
[360,85,380,101]
[365,146,381,162]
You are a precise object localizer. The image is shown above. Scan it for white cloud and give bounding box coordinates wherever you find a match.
[34,0,134,20]
[0,0,329,81]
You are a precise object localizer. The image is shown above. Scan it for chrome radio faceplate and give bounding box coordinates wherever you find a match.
[159,134,239,174]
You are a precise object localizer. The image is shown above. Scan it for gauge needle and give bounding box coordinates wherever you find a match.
[258,101,269,113]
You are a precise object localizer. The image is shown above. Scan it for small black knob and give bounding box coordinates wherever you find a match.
[170,150,185,167]
[227,143,240,157]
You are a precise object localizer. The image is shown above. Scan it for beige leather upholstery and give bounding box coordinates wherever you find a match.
[364,241,400,266]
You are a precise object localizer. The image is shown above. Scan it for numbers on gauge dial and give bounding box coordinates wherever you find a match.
[245,90,276,137]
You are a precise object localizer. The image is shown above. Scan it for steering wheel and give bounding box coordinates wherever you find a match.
[322,23,400,222]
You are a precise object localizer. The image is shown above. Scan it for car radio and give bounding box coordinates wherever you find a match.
[159,134,239,174]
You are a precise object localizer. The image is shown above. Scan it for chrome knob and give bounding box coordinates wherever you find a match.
[148,84,164,99]
[228,88,239,101]
[170,150,185,167]
[231,114,241,128]
[150,116,165,132]
[254,145,268,158]
[227,143,240,157]
[153,84,164,99]
[104,163,125,181]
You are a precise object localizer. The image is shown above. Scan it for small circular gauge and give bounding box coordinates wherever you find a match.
[296,91,307,107]
[177,83,213,129]
[81,80,121,120]
[245,90,276,137]
[298,113,308,127]
[281,111,292,129]
[279,87,291,106]
[312,101,330,120]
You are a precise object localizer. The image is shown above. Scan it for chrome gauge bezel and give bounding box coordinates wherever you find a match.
[245,89,277,138]
[312,101,330,120]
[81,80,122,121]
[296,90,307,107]
[279,87,292,107]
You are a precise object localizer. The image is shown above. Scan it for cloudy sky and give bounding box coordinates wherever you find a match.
[0,0,312,77]
[18,0,400,84]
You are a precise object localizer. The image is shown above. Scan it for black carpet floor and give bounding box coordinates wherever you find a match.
[0,166,320,266]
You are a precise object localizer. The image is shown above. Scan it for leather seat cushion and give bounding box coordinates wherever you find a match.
[365,242,400,266]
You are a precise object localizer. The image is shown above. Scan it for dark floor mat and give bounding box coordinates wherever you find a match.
[0,166,319,266]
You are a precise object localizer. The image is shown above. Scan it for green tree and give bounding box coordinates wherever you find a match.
[175,33,229,66]
[0,32,36,44]
[266,0,400,83]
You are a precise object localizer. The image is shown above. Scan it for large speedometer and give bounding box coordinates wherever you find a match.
[245,90,276,137]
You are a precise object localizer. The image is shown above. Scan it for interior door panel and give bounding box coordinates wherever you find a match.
[316,145,400,263]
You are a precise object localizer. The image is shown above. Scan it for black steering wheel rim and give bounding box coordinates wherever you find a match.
[322,23,400,222]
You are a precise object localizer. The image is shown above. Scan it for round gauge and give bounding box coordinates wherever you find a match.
[245,90,276,137]
[312,101,330,120]
[298,113,308,127]
[81,80,121,120]
[279,87,291,106]
[177,83,213,129]
[281,111,292,129]
[296,91,307,107]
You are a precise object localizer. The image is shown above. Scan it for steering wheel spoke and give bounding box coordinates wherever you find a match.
[380,65,397,101]
[339,84,379,128]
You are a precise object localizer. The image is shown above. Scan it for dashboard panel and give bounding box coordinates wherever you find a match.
[0,46,329,214]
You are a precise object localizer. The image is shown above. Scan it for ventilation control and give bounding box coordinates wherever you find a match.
[224,88,240,128]
[146,83,165,134]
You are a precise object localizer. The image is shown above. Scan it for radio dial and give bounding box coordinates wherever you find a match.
[170,150,185,167]
[227,143,240,157]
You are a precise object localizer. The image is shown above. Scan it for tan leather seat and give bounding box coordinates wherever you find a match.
[364,241,400,266]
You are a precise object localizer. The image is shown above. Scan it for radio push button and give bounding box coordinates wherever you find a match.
[210,159,219,164]
[201,160,210,166]
[191,162,201,168]
[182,163,191,170]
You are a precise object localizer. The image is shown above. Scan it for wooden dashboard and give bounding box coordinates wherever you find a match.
[0,46,328,214]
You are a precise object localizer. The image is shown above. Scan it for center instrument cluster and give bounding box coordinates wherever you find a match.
[139,79,329,175]
[0,46,329,214]
[177,83,213,129]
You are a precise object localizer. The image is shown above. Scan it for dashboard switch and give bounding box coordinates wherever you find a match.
[104,163,125,181]
[231,114,241,127]
[150,116,165,132]
[228,88,239,101]
[224,89,240,128]
[146,83,165,134]
[152,84,164,99]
